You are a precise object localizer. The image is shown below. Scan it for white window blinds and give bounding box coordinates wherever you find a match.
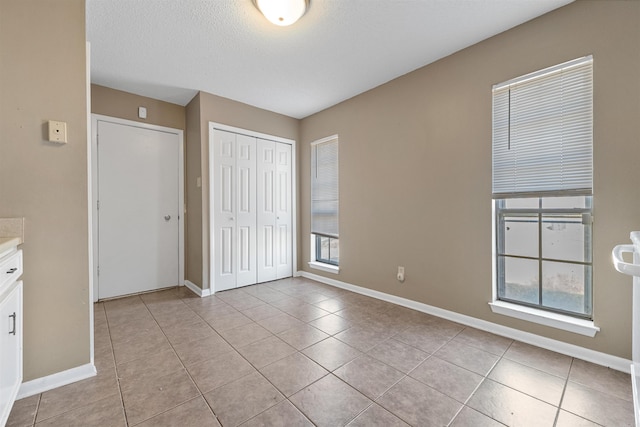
[492,56,593,198]
[311,136,339,238]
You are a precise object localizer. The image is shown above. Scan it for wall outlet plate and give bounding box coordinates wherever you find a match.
[48,120,67,143]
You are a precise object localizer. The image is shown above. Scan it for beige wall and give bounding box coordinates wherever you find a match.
[91,84,186,130]
[185,93,203,286]
[185,91,299,289]
[0,0,90,380]
[299,0,640,358]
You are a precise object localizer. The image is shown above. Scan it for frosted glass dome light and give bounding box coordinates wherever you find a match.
[253,0,310,27]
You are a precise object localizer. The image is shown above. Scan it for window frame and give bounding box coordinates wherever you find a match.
[494,196,593,319]
[489,56,598,335]
[309,135,340,273]
[314,234,339,266]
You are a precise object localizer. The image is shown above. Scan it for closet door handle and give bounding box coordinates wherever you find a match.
[9,312,16,335]
[7,267,17,274]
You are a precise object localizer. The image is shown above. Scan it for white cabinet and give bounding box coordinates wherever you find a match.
[0,248,23,427]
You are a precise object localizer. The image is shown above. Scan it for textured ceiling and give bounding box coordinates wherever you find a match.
[87,0,573,119]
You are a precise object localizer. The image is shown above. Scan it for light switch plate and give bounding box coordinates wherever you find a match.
[48,120,67,143]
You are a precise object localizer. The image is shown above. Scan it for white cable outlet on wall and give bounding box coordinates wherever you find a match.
[48,120,67,143]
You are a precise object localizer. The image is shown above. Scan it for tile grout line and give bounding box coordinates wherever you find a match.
[456,339,516,427]
[138,291,222,426]
[215,286,333,426]
[30,381,43,427]
[163,286,320,425]
[175,282,426,425]
[553,357,575,427]
[325,317,471,425]
[306,296,458,425]
[103,298,135,427]
[220,290,336,425]
[202,284,388,425]
[111,293,207,425]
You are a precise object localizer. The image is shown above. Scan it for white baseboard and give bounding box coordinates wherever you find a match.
[298,270,632,374]
[184,280,212,298]
[17,363,97,399]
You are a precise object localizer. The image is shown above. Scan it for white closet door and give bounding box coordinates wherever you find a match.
[236,135,257,287]
[257,139,278,283]
[212,128,292,292]
[276,143,293,278]
[212,130,237,291]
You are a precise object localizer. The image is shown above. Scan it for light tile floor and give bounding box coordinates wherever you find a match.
[7,277,635,426]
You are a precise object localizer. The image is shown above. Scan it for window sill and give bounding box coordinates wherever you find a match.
[488,300,600,337]
[308,261,340,275]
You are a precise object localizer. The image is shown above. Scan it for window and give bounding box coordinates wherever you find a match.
[315,235,339,266]
[496,196,592,317]
[492,56,593,320]
[310,135,339,271]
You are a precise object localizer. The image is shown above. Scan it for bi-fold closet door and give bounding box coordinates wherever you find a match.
[212,128,292,292]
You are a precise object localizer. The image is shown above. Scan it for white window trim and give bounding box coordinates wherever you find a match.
[310,134,340,273]
[308,234,340,274]
[490,202,599,337]
[488,301,599,337]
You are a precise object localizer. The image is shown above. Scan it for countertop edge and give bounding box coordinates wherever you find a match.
[0,237,23,257]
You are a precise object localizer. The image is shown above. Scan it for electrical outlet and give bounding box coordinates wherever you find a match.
[397,266,405,283]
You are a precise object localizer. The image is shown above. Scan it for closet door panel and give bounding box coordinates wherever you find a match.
[257,139,278,283]
[236,135,257,287]
[212,128,293,291]
[276,143,293,278]
[212,130,237,291]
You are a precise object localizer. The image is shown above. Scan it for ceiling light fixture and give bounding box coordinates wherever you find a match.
[253,0,310,27]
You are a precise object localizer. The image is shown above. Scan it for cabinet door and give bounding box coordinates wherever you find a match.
[0,281,23,427]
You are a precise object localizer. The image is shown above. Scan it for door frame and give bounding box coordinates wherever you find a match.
[91,114,185,302]
[208,122,297,293]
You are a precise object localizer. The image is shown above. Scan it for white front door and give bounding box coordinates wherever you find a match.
[97,120,180,299]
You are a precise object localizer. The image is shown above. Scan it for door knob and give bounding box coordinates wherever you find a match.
[164,215,171,221]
